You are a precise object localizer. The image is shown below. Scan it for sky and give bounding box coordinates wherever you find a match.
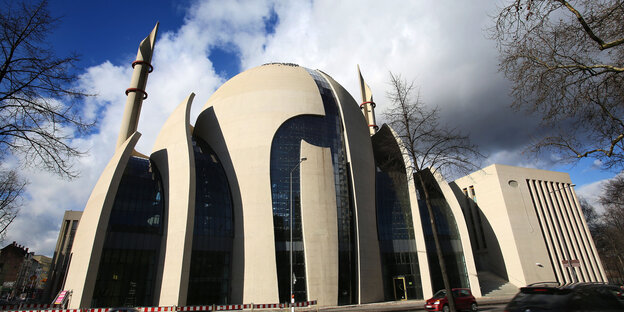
[4,0,620,257]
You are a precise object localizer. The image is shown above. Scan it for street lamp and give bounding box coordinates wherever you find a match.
[289,157,306,312]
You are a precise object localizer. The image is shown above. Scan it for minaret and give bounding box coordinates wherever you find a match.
[116,23,159,149]
[357,65,378,135]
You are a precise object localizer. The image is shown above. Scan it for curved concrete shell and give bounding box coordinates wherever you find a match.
[193,64,383,305]
[372,124,433,299]
[65,133,142,308]
[193,64,326,304]
[321,72,383,303]
[432,169,481,297]
[65,60,508,309]
[151,94,196,306]
[371,124,481,299]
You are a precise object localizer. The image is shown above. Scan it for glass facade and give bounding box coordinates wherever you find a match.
[415,170,469,292]
[375,169,423,300]
[269,68,356,304]
[186,137,234,305]
[92,157,164,308]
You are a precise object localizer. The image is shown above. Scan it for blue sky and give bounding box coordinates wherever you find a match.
[5,0,619,256]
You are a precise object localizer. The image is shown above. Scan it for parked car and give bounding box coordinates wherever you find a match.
[605,284,624,304]
[504,282,623,312]
[424,288,478,312]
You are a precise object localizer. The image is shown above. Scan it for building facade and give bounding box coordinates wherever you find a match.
[452,164,607,291]
[62,25,481,308]
[0,242,28,298]
[43,210,82,302]
[31,256,52,294]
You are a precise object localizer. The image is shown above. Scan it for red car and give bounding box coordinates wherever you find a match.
[424,288,478,312]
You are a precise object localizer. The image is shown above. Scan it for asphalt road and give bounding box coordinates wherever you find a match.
[298,297,512,312]
[394,303,508,312]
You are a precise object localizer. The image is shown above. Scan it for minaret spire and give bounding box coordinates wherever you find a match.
[357,65,378,135]
[116,23,159,148]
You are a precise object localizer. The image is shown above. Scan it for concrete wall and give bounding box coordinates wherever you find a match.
[432,169,481,297]
[151,94,196,306]
[454,164,606,287]
[322,73,383,303]
[194,64,326,304]
[300,141,338,306]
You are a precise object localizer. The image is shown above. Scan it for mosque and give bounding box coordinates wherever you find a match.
[61,24,606,308]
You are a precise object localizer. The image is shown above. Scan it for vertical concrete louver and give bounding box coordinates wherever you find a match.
[526,179,607,283]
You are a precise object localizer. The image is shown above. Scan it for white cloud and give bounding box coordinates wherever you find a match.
[576,179,608,213]
[575,173,624,214]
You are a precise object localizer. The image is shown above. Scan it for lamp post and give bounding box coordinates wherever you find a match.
[289,157,306,312]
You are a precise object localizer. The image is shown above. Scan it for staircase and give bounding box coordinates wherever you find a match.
[478,271,519,297]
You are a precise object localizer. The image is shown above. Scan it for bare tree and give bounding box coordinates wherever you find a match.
[599,174,624,208]
[1,0,93,178]
[579,197,600,234]
[491,0,624,169]
[384,72,483,312]
[597,176,624,282]
[0,0,94,239]
[0,170,24,240]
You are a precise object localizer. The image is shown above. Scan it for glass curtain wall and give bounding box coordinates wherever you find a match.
[186,137,234,305]
[375,169,423,300]
[91,157,164,308]
[415,170,469,292]
[270,68,356,304]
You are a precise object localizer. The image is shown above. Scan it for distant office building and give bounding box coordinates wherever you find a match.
[43,211,82,302]
[62,25,479,308]
[452,164,607,292]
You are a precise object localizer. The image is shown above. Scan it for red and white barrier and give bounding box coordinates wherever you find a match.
[176,304,251,311]
[137,307,175,312]
[0,300,316,312]
[3,310,79,312]
[0,304,54,311]
[248,303,280,309]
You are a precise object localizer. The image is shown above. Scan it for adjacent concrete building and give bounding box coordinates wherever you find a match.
[43,210,82,302]
[453,164,607,293]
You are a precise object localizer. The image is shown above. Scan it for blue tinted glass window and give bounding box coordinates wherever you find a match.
[375,169,423,300]
[415,170,469,291]
[270,68,356,304]
[186,137,234,305]
[92,157,164,308]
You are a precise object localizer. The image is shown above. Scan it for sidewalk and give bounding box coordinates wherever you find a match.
[295,296,513,312]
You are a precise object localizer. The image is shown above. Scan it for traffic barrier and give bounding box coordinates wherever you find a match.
[0,299,316,312]
[137,307,175,312]
[2,310,79,312]
[0,304,54,311]
[176,304,253,311]
[248,304,281,309]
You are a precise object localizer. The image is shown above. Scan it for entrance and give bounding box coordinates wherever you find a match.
[393,276,407,300]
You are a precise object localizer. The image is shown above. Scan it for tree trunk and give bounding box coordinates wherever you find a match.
[417,172,456,312]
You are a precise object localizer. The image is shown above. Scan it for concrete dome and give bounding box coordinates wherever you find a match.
[193,63,382,305]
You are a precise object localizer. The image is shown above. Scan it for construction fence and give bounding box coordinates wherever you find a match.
[0,301,317,312]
